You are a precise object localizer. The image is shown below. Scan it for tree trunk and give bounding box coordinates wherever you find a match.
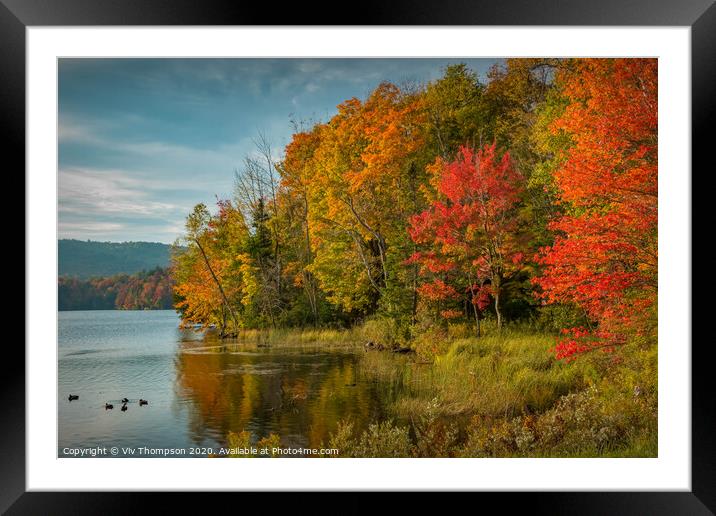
[468,282,481,337]
[219,305,227,338]
[345,197,389,290]
[409,164,419,326]
[493,276,502,331]
[411,270,418,326]
[306,275,318,327]
[303,196,319,327]
[472,297,482,338]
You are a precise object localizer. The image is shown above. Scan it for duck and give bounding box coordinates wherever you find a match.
[68,394,79,401]
[139,399,148,406]
[121,397,129,403]
[121,403,128,412]
[105,403,113,410]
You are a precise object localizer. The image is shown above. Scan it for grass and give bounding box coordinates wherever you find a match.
[206,326,363,348]
[394,331,590,418]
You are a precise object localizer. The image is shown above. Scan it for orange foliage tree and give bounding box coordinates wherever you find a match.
[289,82,427,315]
[533,59,658,359]
[173,202,251,336]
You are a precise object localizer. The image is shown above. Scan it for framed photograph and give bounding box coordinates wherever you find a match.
[8,0,712,512]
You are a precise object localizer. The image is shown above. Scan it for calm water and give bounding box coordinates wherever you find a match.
[58,310,415,457]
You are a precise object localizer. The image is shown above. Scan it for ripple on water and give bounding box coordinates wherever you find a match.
[221,364,285,376]
[179,345,266,356]
[63,349,107,357]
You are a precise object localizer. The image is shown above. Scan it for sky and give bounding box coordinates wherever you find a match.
[58,58,499,244]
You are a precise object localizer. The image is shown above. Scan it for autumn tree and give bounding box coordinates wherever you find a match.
[173,202,251,336]
[277,130,323,325]
[533,59,658,359]
[409,143,526,334]
[233,135,287,327]
[422,63,486,158]
[305,82,427,318]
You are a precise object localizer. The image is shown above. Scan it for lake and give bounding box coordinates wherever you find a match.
[58,310,417,457]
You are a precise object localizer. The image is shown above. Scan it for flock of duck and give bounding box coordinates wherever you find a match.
[67,394,148,411]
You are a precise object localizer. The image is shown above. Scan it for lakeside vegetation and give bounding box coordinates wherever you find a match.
[334,326,656,457]
[172,58,657,457]
[219,322,656,457]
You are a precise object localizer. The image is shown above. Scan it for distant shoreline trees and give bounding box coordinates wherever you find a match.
[58,267,173,311]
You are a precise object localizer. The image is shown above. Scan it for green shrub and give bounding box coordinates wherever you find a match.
[412,397,461,457]
[413,325,450,361]
[459,355,657,458]
[357,316,404,349]
[328,420,413,458]
[535,304,589,333]
[226,430,252,457]
[227,430,283,458]
[257,433,282,457]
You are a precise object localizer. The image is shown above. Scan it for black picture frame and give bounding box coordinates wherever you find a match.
[6,0,713,513]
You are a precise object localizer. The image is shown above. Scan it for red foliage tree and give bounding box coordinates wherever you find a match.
[533,59,658,360]
[408,143,526,334]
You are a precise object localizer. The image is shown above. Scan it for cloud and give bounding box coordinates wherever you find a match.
[58,167,198,243]
[59,219,184,243]
[60,221,126,233]
[58,116,105,144]
[59,168,179,216]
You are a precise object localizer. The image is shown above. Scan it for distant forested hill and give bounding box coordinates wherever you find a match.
[59,239,172,279]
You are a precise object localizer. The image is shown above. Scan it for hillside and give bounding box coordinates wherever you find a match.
[58,239,172,279]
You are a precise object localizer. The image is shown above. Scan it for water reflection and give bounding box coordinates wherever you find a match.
[175,341,412,449]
